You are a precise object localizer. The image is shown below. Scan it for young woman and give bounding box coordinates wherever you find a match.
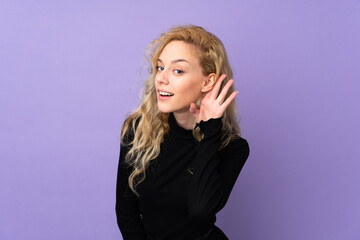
[116,25,250,240]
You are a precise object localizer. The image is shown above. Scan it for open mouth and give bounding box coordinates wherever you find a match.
[158,90,174,97]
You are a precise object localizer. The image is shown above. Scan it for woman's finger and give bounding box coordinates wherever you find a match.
[217,79,234,104]
[210,74,226,99]
[189,102,199,116]
[220,91,238,111]
[190,102,201,122]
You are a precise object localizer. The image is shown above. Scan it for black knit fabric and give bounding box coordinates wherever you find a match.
[116,114,250,240]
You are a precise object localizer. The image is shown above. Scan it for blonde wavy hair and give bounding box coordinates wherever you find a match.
[121,25,241,196]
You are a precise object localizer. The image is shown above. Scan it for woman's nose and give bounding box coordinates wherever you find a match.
[155,70,169,85]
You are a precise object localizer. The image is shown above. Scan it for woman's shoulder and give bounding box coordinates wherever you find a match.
[219,136,250,164]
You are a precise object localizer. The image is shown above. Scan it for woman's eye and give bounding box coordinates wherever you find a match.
[174,69,184,74]
[156,66,164,71]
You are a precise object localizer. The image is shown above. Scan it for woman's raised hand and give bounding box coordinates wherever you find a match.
[189,74,238,123]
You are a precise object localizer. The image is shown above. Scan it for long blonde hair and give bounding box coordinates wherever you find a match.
[121,25,241,195]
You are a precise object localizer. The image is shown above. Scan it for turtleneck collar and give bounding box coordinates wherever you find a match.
[168,113,195,139]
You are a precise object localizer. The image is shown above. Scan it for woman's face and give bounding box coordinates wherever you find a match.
[155,40,208,114]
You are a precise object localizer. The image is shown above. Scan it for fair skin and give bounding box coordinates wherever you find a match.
[155,40,238,129]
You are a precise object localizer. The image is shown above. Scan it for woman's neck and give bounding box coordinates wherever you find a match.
[173,111,195,130]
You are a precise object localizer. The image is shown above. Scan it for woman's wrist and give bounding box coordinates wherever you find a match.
[197,117,223,140]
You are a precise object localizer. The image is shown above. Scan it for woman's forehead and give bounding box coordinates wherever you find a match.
[158,41,199,64]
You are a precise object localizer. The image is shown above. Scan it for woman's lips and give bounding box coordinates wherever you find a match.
[158,90,174,96]
[157,89,174,100]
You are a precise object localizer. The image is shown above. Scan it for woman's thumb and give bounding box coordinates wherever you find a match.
[189,103,198,114]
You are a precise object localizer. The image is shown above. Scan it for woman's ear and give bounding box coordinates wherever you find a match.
[201,73,216,93]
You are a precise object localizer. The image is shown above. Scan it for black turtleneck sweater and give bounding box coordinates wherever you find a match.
[116,114,250,240]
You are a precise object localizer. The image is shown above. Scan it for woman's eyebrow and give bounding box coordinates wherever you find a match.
[157,58,189,64]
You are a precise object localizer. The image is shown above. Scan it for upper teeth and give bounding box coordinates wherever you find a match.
[159,91,173,96]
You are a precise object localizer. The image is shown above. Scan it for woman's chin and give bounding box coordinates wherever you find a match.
[157,104,173,113]
[157,104,191,114]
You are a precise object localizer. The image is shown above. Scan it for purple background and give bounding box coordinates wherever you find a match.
[1,0,359,239]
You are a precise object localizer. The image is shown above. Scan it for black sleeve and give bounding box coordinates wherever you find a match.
[187,118,250,218]
[115,132,147,239]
